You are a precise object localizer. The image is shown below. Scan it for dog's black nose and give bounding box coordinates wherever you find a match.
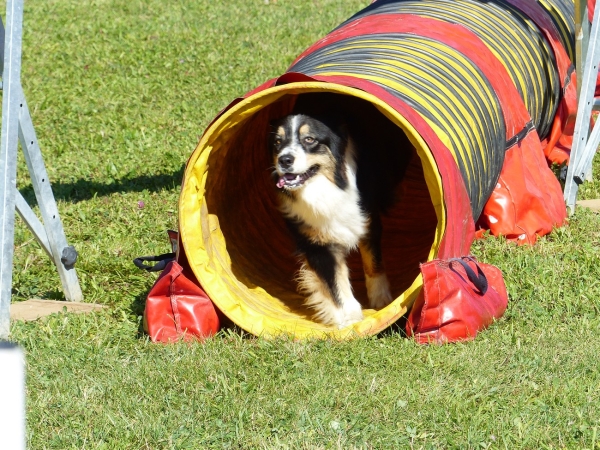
[278,154,294,169]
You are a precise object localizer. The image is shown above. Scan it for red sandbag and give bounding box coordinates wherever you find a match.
[477,131,567,245]
[542,98,576,165]
[143,260,220,343]
[406,256,508,344]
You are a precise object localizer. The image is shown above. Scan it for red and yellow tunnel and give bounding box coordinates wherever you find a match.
[178,0,572,338]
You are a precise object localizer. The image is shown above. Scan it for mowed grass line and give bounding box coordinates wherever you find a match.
[6,0,600,448]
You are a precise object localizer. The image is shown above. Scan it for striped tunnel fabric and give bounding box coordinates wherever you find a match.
[289,0,570,219]
[290,33,505,218]
[336,0,562,140]
[537,0,575,63]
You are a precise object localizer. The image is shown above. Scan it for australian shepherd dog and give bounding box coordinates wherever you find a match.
[270,93,413,328]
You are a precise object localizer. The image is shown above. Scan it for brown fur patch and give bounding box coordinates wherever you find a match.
[297,261,329,299]
[359,240,385,277]
[276,126,286,140]
[297,244,360,323]
[298,124,311,136]
[307,149,337,184]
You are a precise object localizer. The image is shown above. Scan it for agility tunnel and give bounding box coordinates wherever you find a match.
[177,0,574,339]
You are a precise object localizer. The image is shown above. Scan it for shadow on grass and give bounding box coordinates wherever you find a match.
[19,166,185,204]
[130,292,149,337]
[11,288,66,302]
[131,292,147,318]
[39,289,67,301]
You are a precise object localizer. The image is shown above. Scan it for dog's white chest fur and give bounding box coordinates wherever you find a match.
[279,166,367,249]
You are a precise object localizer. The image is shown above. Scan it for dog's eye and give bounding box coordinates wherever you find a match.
[274,139,281,147]
[304,136,316,144]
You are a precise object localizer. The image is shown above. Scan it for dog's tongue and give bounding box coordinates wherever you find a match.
[277,173,300,188]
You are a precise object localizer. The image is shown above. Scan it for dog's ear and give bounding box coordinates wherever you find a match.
[334,120,350,141]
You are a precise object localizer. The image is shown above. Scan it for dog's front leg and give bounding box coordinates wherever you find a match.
[297,242,363,328]
[359,214,394,309]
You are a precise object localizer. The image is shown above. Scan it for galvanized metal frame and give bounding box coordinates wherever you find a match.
[0,0,82,339]
[0,0,24,339]
[564,0,600,213]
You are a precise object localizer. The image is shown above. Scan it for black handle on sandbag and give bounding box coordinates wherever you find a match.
[133,253,176,272]
[448,257,488,295]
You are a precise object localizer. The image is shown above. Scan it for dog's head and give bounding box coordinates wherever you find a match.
[270,113,350,191]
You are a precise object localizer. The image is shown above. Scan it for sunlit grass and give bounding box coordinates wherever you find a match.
[6,0,600,448]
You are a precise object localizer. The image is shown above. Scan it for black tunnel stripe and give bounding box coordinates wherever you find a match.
[310,36,505,135]
[322,38,502,109]
[486,0,562,137]
[491,2,561,138]
[289,32,506,218]
[367,58,501,170]
[404,1,555,136]
[398,2,546,78]
[349,67,489,205]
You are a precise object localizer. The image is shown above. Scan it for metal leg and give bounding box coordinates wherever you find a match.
[15,191,53,260]
[0,0,23,339]
[18,89,82,301]
[564,0,600,214]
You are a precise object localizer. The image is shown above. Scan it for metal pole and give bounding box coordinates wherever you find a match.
[574,0,589,181]
[564,0,600,213]
[575,0,590,99]
[0,0,24,339]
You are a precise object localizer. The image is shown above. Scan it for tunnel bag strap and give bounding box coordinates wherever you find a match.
[133,253,176,272]
[143,260,220,343]
[505,121,535,150]
[448,257,488,295]
[406,256,508,344]
[133,230,180,272]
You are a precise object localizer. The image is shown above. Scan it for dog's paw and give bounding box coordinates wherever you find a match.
[366,273,394,309]
[305,292,364,328]
[334,303,364,329]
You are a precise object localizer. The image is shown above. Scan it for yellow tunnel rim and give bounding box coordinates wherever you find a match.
[179,81,446,339]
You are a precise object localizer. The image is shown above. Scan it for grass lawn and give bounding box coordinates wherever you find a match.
[6,0,600,448]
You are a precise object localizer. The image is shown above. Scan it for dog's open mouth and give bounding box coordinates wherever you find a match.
[276,165,319,189]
